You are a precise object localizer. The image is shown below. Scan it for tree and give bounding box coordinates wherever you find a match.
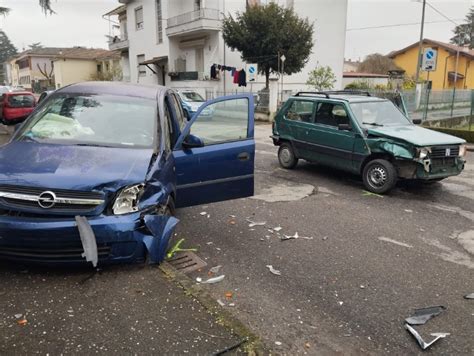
[358,53,400,75]
[0,0,54,16]
[450,7,474,48]
[29,42,44,50]
[0,30,18,84]
[222,2,314,88]
[306,65,336,90]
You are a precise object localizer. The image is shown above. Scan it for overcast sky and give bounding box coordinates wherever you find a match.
[0,0,473,60]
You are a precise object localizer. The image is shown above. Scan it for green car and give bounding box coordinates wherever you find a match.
[271,91,467,194]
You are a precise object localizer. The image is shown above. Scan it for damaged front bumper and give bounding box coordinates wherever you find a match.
[0,212,178,266]
[396,157,465,180]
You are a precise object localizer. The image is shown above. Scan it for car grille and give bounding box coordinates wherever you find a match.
[431,157,456,167]
[0,243,111,263]
[430,146,459,159]
[0,185,105,215]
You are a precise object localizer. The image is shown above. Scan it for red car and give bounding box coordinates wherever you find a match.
[0,92,36,125]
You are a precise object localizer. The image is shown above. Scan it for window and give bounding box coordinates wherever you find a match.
[19,94,157,148]
[97,64,102,73]
[314,102,350,127]
[156,0,163,44]
[194,0,201,11]
[137,54,146,77]
[7,94,35,108]
[190,98,249,145]
[284,100,316,122]
[135,6,144,30]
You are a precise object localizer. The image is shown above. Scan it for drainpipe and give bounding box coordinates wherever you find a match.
[463,59,469,89]
[443,54,453,89]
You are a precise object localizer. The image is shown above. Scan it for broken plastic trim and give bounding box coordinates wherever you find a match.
[405,305,446,325]
[404,324,449,350]
[75,216,98,267]
[142,215,179,264]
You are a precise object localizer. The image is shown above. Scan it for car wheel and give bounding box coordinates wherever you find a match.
[278,143,298,169]
[362,159,397,194]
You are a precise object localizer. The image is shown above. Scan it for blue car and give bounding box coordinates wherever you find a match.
[0,82,255,266]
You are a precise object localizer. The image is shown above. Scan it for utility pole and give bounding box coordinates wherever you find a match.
[415,0,427,83]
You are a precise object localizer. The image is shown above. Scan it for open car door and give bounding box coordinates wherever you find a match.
[173,94,255,208]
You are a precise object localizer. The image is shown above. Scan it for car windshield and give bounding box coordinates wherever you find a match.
[181,92,204,102]
[8,94,35,108]
[350,100,411,127]
[18,94,157,148]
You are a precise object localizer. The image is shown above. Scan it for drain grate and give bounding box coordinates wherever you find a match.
[167,251,207,274]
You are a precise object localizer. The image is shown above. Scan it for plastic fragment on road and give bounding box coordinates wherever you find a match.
[464,293,474,299]
[404,324,449,350]
[225,291,233,299]
[196,275,225,284]
[273,226,282,232]
[209,265,222,274]
[405,306,446,325]
[200,211,207,215]
[165,236,195,260]
[17,318,27,326]
[266,265,281,276]
[14,314,22,319]
[75,216,98,267]
[246,218,266,227]
[362,190,384,198]
[275,341,282,346]
[281,232,313,241]
[217,299,225,307]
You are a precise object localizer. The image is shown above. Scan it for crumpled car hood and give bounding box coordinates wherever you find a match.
[0,141,153,191]
[368,125,466,147]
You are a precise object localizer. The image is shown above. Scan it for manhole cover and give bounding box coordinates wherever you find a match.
[167,251,207,274]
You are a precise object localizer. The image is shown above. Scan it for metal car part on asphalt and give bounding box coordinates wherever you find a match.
[404,324,449,350]
[405,305,447,325]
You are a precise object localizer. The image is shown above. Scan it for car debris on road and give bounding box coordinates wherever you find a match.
[196,275,225,284]
[404,324,449,350]
[266,265,281,276]
[405,305,446,325]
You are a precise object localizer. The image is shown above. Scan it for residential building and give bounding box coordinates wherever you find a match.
[104,0,348,97]
[53,48,121,89]
[388,39,474,90]
[342,72,389,88]
[5,47,121,92]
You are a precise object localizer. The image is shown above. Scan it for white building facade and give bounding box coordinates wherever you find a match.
[108,0,348,97]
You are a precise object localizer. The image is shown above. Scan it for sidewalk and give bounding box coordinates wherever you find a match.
[0,263,254,354]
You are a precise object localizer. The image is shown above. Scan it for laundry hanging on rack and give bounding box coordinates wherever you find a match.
[238,69,247,87]
[210,64,217,79]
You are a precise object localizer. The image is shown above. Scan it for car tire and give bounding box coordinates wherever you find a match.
[362,159,397,194]
[278,143,298,169]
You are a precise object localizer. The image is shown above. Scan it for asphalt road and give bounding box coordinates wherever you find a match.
[0,123,473,354]
[177,124,474,354]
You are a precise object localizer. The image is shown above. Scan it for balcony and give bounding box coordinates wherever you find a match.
[166,8,221,37]
[108,36,129,51]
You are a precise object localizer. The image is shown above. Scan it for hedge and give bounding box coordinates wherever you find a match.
[422,126,474,143]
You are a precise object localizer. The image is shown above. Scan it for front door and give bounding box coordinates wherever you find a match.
[305,101,358,171]
[173,94,255,208]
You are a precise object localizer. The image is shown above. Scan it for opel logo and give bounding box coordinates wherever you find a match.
[38,191,57,209]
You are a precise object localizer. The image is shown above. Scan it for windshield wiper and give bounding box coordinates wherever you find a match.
[362,122,384,127]
[22,136,40,143]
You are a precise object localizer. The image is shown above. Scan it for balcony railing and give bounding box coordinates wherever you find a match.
[108,37,129,51]
[167,8,220,28]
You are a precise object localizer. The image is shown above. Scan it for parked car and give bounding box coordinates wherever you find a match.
[271,91,466,194]
[177,90,212,119]
[0,86,12,95]
[0,91,36,125]
[0,82,255,265]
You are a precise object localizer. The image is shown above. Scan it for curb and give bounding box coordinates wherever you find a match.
[159,262,266,355]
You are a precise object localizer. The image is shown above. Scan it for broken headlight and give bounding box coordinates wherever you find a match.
[459,144,467,157]
[416,147,430,159]
[112,184,144,215]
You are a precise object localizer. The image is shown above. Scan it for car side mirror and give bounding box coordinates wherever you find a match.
[412,119,422,125]
[338,123,351,131]
[182,134,204,149]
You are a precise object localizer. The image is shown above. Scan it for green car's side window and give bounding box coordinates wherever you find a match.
[314,102,350,128]
[284,100,317,123]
